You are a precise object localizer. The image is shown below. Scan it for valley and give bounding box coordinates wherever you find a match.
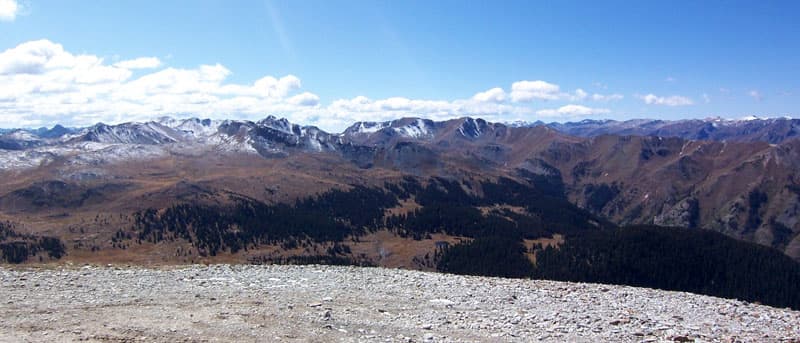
[2,115,800,309]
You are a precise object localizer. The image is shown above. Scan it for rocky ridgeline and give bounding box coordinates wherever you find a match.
[1,265,798,342]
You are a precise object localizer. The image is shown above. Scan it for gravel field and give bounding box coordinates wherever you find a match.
[1,264,799,342]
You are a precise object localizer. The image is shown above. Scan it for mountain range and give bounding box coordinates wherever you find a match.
[534,116,800,144]
[1,115,799,264]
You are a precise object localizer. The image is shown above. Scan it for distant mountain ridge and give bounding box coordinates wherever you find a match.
[2,115,797,148]
[1,114,800,263]
[525,116,799,144]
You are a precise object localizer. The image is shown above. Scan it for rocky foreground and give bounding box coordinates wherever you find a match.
[1,265,799,342]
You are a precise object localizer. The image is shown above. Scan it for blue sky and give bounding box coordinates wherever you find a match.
[0,0,798,131]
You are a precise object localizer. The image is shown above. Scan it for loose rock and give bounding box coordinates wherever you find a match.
[0,265,798,342]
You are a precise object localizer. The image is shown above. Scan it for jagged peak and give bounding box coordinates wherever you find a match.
[457,117,490,138]
[344,121,391,135]
[391,118,435,139]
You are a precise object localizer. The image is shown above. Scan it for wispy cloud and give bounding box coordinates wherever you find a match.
[508,82,622,103]
[748,90,763,102]
[264,1,295,59]
[591,93,624,102]
[638,93,694,106]
[536,104,610,117]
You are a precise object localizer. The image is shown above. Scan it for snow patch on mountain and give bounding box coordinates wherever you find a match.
[4,130,41,141]
[76,122,183,145]
[172,118,221,138]
[258,116,297,136]
[1,115,798,172]
[67,143,167,166]
[393,119,433,139]
[0,141,168,171]
[194,131,257,153]
[352,122,390,134]
[458,118,489,138]
[0,149,56,170]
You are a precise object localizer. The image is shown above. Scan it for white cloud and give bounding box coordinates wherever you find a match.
[665,76,676,82]
[748,90,763,102]
[287,92,320,106]
[703,93,710,103]
[1,39,638,132]
[509,83,618,103]
[571,88,588,101]
[0,39,68,75]
[591,93,624,102]
[113,57,162,69]
[0,40,326,127]
[0,0,18,21]
[510,80,561,102]
[325,94,537,128]
[253,74,301,97]
[568,89,625,102]
[536,104,610,117]
[472,87,506,103]
[638,93,694,106]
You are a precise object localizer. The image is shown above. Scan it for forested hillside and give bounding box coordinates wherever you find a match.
[0,221,65,263]
[437,225,800,310]
[533,226,800,309]
[129,176,606,257]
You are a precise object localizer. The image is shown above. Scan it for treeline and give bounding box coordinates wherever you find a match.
[534,225,800,309]
[436,225,800,310]
[122,174,800,310]
[386,177,606,240]
[133,185,398,256]
[437,235,534,278]
[0,221,65,263]
[130,176,598,256]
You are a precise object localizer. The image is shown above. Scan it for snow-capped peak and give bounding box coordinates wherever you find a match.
[156,116,179,127]
[458,118,489,138]
[258,115,298,135]
[174,118,219,137]
[356,121,390,134]
[75,121,183,145]
[393,118,433,139]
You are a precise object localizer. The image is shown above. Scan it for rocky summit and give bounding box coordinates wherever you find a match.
[1,264,798,342]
